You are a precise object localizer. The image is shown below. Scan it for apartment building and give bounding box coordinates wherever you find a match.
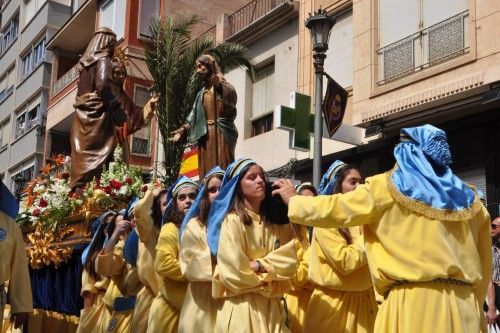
[0,0,71,194]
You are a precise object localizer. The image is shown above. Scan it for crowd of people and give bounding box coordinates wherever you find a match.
[0,124,495,333]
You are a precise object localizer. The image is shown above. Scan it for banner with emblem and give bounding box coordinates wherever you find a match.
[322,73,348,137]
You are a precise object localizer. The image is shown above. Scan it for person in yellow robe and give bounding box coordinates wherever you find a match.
[304,160,377,333]
[96,210,142,333]
[178,166,225,333]
[0,181,32,332]
[147,176,198,333]
[273,125,492,333]
[77,211,115,333]
[284,182,317,333]
[207,158,298,333]
[125,188,165,333]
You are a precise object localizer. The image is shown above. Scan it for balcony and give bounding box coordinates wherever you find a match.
[51,64,79,97]
[224,0,297,41]
[377,11,470,85]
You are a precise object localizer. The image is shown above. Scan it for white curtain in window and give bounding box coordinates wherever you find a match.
[252,64,275,119]
[139,0,159,37]
[99,0,115,30]
[422,0,467,27]
[324,11,353,88]
[379,0,419,46]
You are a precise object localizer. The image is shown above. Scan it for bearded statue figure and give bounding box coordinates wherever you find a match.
[170,54,238,179]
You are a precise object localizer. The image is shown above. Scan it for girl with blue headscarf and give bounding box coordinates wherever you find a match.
[77,211,116,333]
[209,158,298,333]
[275,124,492,333]
[304,160,377,333]
[148,176,198,333]
[178,166,224,333]
[95,209,142,333]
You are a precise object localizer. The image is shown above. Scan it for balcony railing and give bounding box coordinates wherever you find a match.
[51,64,79,97]
[225,0,290,39]
[377,11,469,85]
[194,25,216,44]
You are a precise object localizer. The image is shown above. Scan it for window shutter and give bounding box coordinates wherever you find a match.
[379,0,419,47]
[325,11,353,88]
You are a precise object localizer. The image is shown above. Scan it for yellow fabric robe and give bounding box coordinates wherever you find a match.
[284,226,315,333]
[147,222,187,333]
[178,218,218,333]
[0,212,32,330]
[305,226,377,333]
[76,270,111,333]
[132,191,161,333]
[96,239,141,333]
[213,210,298,333]
[288,172,492,333]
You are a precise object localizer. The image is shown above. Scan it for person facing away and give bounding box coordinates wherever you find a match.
[207,158,298,333]
[178,166,225,333]
[272,124,492,333]
[0,180,32,331]
[70,27,126,190]
[304,160,377,333]
[170,54,238,179]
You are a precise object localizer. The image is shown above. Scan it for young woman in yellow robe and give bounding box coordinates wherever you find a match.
[178,166,225,333]
[77,211,115,333]
[304,161,377,333]
[147,177,198,333]
[129,188,165,333]
[96,211,142,333]
[273,125,492,333]
[284,183,317,333]
[207,158,298,333]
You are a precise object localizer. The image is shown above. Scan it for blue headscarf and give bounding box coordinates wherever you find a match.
[180,166,225,239]
[207,158,256,256]
[1,180,19,219]
[391,124,475,211]
[123,197,140,266]
[318,160,347,195]
[81,211,115,265]
[162,176,199,225]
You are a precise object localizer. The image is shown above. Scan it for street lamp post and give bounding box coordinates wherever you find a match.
[305,8,336,188]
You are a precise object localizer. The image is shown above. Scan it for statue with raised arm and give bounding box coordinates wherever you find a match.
[70,28,157,190]
[170,54,238,179]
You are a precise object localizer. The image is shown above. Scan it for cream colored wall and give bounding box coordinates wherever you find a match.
[226,17,354,171]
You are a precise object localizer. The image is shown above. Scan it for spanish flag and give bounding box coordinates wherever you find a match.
[179,147,199,179]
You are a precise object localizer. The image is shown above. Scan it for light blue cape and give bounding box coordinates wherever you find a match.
[180,166,225,239]
[207,158,256,256]
[81,211,115,265]
[391,124,475,211]
[318,160,347,195]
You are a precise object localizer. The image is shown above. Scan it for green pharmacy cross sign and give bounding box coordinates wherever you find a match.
[274,92,314,151]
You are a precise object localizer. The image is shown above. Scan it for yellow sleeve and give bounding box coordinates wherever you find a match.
[291,242,310,289]
[96,241,125,277]
[288,175,388,228]
[257,239,298,282]
[8,222,33,314]
[314,228,367,274]
[134,190,158,254]
[81,270,97,296]
[475,207,493,303]
[155,223,184,281]
[179,219,212,281]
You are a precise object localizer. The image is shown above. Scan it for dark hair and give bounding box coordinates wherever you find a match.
[229,163,267,226]
[164,204,184,226]
[198,174,224,226]
[84,212,116,281]
[151,190,168,230]
[332,164,361,245]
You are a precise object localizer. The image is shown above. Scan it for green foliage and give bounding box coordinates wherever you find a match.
[145,15,255,186]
